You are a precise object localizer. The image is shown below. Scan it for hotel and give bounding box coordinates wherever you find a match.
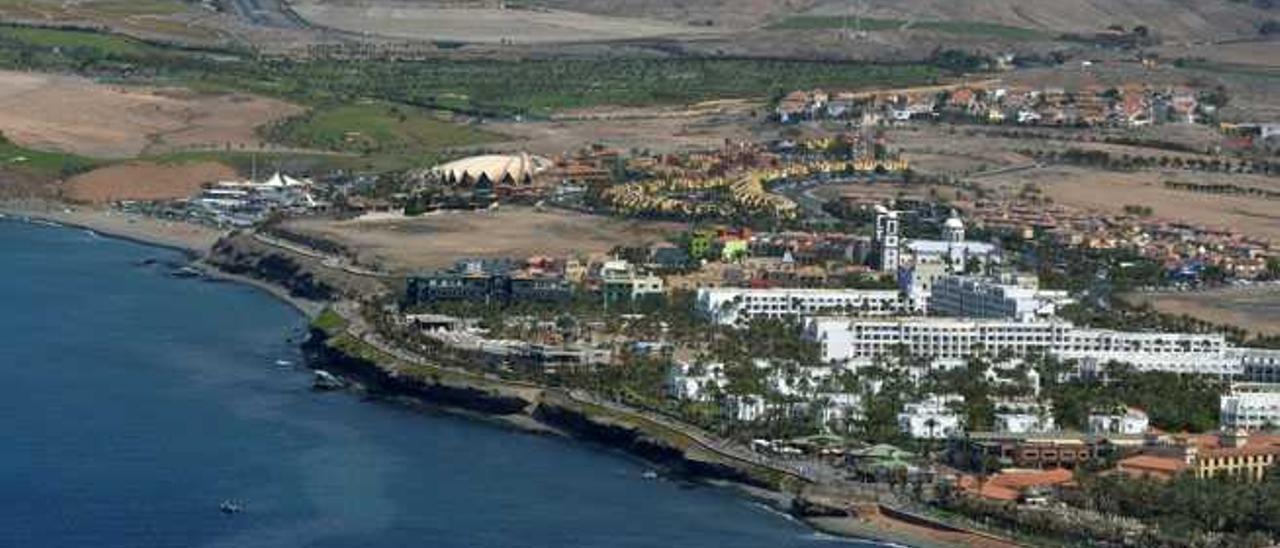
[805,317,1242,375]
[695,287,909,326]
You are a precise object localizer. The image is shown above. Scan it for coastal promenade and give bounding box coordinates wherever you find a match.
[252,232,395,279]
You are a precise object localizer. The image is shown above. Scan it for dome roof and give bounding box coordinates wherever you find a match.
[944,210,965,229]
[433,153,550,185]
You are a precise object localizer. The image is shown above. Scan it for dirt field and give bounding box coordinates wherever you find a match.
[0,70,303,159]
[1127,285,1280,338]
[289,1,720,44]
[61,161,235,204]
[978,165,1280,244]
[283,208,683,273]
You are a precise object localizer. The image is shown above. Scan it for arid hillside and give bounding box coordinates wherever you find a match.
[802,0,1273,41]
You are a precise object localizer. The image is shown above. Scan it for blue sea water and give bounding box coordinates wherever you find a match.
[0,219,881,548]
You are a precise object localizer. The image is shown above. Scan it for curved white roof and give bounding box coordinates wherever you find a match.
[433,153,550,185]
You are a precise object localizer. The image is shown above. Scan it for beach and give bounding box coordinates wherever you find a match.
[0,200,326,317]
[0,199,221,255]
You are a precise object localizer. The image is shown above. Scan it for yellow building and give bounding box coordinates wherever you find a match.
[1190,431,1280,482]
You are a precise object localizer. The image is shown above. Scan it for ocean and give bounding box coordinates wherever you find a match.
[0,218,879,548]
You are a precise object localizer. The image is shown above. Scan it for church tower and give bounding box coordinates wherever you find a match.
[876,209,900,274]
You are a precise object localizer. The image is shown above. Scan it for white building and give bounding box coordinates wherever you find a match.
[1088,407,1150,435]
[806,317,1241,375]
[898,394,964,439]
[601,260,664,304]
[990,398,1056,434]
[897,259,948,313]
[695,287,908,326]
[994,413,1057,434]
[817,392,864,424]
[905,210,999,273]
[666,362,728,402]
[874,207,901,274]
[1235,348,1280,383]
[930,273,1070,322]
[1220,384,1280,431]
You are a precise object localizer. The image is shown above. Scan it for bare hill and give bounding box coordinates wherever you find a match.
[798,0,1271,42]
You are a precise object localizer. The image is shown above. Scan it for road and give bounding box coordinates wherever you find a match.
[221,0,309,29]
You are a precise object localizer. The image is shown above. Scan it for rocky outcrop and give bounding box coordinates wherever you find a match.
[532,401,770,489]
[791,496,851,518]
[209,234,337,301]
[301,329,533,415]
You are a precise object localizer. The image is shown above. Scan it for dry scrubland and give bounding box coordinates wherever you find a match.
[288,0,721,44]
[62,161,236,204]
[1128,286,1280,338]
[0,70,303,158]
[0,0,227,43]
[980,165,1280,244]
[487,101,762,155]
[283,208,682,273]
[801,0,1267,42]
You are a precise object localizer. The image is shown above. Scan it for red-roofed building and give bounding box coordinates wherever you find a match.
[958,468,1076,501]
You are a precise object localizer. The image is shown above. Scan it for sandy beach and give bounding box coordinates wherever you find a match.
[0,200,325,318]
[0,200,222,255]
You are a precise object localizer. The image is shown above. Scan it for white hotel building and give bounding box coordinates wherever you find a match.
[805,317,1242,375]
[929,274,1070,323]
[1220,384,1280,431]
[696,287,909,326]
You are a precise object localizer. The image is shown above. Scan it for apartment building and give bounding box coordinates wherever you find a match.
[805,317,1240,375]
[930,274,1070,322]
[1220,384,1280,431]
[695,287,908,326]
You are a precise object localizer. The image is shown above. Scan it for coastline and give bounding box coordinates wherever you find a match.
[0,201,325,318]
[1,203,1012,548]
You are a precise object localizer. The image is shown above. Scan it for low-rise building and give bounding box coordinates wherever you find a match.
[1088,407,1150,435]
[898,394,964,439]
[600,259,664,305]
[666,362,728,402]
[950,431,1141,472]
[995,413,1057,435]
[406,258,571,306]
[1116,431,1280,482]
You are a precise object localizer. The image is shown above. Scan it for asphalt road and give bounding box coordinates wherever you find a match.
[221,0,309,29]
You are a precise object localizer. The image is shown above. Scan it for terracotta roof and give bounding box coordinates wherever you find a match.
[1117,455,1187,480]
[989,468,1075,490]
[957,468,1074,501]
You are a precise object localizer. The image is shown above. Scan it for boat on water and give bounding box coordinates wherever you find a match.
[642,470,659,480]
[219,500,242,514]
[169,266,204,279]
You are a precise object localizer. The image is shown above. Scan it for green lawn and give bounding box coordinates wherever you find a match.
[0,25,154,57]
[262,102,506,155]
[0,133,99,178]
[769,16,1049,41]
[310,308,348,335]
